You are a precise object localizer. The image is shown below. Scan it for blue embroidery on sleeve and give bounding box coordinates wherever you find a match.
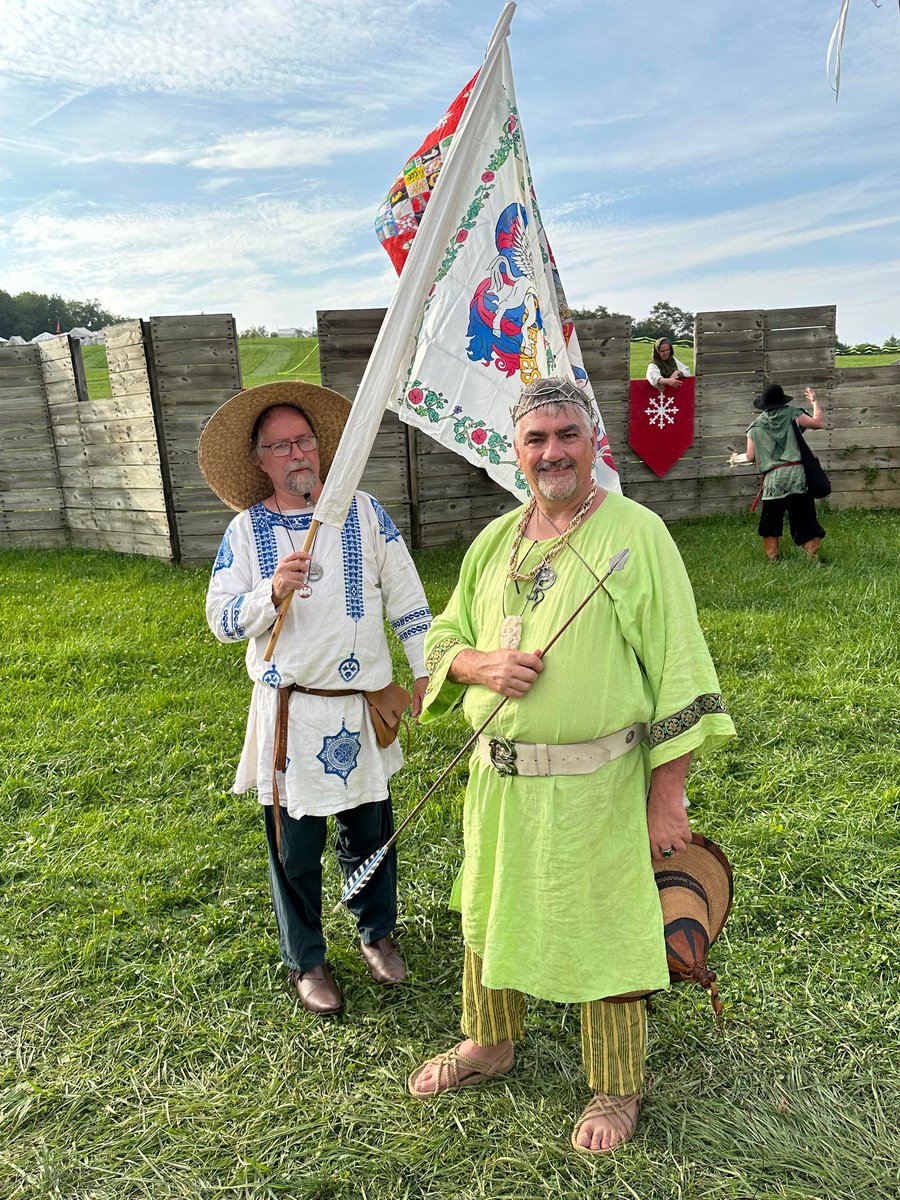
[222,595,246,640]
[213,525,234,574]
[369,495,401,543]
[390,607,432,642]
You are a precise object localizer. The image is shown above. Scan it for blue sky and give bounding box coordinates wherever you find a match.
[1,0,898,342]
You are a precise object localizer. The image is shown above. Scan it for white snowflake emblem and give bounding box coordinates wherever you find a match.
[645,393,680,429]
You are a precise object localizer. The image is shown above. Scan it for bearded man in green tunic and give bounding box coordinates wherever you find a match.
[407,377,736,1154]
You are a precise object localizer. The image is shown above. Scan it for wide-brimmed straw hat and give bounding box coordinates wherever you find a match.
[198,381,351,511]
[753,382,793,411]
[655,832,734,1019]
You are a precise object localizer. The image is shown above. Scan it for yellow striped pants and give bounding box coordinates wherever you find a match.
[461,945,646,1095]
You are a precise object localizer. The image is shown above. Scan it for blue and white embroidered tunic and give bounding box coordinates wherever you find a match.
[206,492,431,819]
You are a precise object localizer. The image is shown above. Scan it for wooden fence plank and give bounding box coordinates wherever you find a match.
[764,305,836,330]
[695,310,764,334]
[149,314,238,341]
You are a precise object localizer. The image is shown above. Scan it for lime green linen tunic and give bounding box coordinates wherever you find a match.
[421,491,736,1004]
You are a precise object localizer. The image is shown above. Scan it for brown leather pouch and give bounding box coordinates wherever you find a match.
[364,681,412,748]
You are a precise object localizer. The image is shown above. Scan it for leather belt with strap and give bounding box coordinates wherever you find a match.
[750,461,802,512]
[477,722,648,777]
[272,684,362,855]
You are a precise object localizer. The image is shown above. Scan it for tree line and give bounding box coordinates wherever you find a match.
[568,300,695,343]
[0,289,128,341]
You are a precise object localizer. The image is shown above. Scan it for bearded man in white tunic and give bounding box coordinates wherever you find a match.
[201,382,430,1016]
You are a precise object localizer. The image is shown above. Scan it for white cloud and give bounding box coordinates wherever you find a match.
[67,123,425,171]
[0,0,478,99]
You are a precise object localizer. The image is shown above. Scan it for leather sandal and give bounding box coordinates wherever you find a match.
[570,1089,642,1154]
[408,1041,514,1099]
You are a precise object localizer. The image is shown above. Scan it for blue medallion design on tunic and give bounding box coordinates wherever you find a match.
[338,653,360,682]
[391,607,432,643]
[262,663,283,688]
[369,495,401,544]
[249,503,314,578]
[341,496,364,621]
[213,525,234,574]
[317,721,362,785]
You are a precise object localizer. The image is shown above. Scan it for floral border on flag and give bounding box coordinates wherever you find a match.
[426,104,522,305]
[399,379,528,492]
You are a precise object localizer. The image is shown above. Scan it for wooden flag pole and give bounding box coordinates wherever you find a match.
[263,519,320,662]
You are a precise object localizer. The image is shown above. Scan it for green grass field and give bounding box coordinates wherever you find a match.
[2,508,898,1199]
[80,339,895,401]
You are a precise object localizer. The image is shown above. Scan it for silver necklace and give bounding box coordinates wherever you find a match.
[273,498,322,597]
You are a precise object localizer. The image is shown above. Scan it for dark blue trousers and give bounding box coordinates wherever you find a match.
[263,798,397,972]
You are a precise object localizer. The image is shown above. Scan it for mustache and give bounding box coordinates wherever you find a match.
[286,461,315,475]
[536,458,576,472]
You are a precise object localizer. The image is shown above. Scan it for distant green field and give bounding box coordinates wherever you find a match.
[80,338,893,403]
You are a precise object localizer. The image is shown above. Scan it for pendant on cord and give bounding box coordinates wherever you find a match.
[297,584,313,599]
[498,615,523,650]
[526,564,556,609]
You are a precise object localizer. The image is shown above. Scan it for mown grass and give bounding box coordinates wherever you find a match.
[2,510,898,1200]
[80,339,894,402]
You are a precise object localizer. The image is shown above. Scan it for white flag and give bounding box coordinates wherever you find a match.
[312,5,520,528]
[382,15,620,497]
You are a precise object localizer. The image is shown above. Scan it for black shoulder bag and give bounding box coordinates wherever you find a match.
[791,420,831,499]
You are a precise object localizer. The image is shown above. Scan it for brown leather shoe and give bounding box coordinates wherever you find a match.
[290,964,343,1015]
[360,936,407,985]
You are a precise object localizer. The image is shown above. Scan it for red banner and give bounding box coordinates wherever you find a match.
[628,378,695,477]
[374,71,479,275]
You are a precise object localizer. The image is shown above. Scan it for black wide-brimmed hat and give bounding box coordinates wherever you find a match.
[198,381,351,511]
[754,382,793,411]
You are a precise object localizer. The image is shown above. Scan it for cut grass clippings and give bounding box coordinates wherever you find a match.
[1,507,898,1199]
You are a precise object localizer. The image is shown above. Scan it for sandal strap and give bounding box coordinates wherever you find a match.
[573,1090,642,1143]
[410,1043,514,1096]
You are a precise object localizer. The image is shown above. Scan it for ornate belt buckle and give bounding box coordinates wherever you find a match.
[488,735,518,776]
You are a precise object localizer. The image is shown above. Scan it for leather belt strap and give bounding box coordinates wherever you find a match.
[271,683,363,855]
[750,461,802,513]
[477,722,648,777]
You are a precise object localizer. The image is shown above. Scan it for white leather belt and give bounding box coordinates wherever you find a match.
[477,723,648,777]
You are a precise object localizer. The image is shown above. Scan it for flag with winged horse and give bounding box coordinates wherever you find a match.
[375,5,619,498]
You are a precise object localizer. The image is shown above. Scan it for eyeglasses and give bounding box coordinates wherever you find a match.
[260,435,319,457]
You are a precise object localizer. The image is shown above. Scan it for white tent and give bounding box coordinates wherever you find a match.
[31,331,57,342]
[68,326,104,344]
[7,335,26,345]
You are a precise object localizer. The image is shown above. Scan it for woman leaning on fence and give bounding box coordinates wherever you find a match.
[744,382,826,562]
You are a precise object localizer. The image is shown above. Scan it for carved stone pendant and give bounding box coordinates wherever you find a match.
[499,614,523,650]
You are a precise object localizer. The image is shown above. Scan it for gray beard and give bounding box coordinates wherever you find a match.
[535,463,579,502]
[284,467,316,496]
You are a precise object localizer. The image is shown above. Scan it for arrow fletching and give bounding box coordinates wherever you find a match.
[608,547,629,573]
[333,845,388,912]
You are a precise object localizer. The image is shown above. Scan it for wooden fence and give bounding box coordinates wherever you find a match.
[0,315,241,563]
[319,304,899,535]
[0,306,896,563]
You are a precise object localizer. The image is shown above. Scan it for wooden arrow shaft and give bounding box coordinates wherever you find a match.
[350,550,627,872]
